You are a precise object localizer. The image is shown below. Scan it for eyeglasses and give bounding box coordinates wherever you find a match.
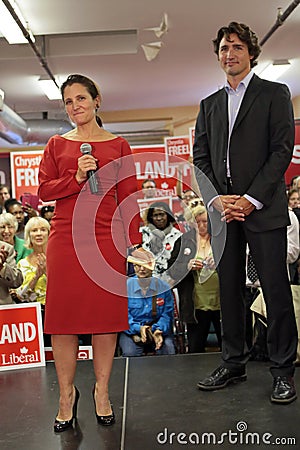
[189,199,204,208]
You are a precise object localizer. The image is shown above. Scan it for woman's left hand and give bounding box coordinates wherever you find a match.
[188,259,203,271]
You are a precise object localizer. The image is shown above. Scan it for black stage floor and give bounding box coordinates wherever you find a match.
[0,353,299,450]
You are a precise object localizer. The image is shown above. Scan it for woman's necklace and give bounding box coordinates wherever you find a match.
[198,236,210,258]
[199,236,209,249]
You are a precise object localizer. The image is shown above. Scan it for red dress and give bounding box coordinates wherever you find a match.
[38,135,141,334]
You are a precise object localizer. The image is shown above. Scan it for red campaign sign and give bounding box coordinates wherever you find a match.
[0,303,45,371]
[132,144,178,197]
[189,127,195,150]
[44,346,93,362]
[165,135,191,161]
[165,135,192,193]
[10,150,44,200]
[285,120,300,186]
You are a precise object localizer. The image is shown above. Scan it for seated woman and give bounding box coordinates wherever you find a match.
[167,204,221,353]
[0,213,32,262]
[119,247,175,357]
[141,201,182,280]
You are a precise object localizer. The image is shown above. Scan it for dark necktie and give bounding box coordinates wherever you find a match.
[247,253,259,283]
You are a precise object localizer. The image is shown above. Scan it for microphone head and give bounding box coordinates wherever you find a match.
[80,143,92,155]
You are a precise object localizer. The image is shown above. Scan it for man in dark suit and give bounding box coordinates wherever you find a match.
[193,21,298,404]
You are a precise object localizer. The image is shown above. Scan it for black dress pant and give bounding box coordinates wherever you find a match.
[187,309,222,353]
[212,220,298,377]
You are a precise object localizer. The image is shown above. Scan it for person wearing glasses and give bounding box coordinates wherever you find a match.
[119,247,175,356]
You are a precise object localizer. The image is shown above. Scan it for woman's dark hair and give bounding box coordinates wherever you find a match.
[40,205,55,217]
[4,198,22,211]
[146,201,175,227]
[60,74,103,127]
[213,22,261,68]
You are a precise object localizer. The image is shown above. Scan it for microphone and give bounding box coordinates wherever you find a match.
[80,143,99,194]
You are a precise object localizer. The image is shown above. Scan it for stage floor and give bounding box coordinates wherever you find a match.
[0,353,299,450]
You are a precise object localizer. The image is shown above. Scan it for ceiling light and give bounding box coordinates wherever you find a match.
[38,77,61,100]
[0,0,35,44]
[258,59,291,81]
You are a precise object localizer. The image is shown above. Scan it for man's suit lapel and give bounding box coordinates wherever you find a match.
[233,74,263,131]
[215,88,228,136]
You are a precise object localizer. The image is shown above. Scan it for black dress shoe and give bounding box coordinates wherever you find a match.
[54,386,80,433]
[92,385,115,426]
[271,376,297,404]
[197,365,247,391]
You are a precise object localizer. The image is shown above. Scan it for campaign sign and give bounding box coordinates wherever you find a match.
[132,145,178,197]
[189,126,195,150]
[44,346,93,362]
[164,135,192,193]
[10,150,44,200]
[0,303,45,371]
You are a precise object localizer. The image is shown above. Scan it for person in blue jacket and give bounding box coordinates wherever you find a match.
[119,248,175,356]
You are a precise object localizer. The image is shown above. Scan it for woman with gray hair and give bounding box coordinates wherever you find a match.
[0,212,31,262]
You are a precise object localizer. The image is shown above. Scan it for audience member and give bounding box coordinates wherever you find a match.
[250,207,300,361]
[14,217,50,304]
[290,175,300,192]
[0,184,10,213]
[0,240,23,304]
[141,201,182,280]
[0,213,32,262]
[4,199,26,238]
[40,205,55,224]
[5,198,38,236]
[14,217,50,346]
[142,179,157,199]
[119,248,175,356]
[288,189,300,209]
[168,205,221,353]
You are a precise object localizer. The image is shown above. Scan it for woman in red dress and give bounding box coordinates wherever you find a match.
[38,74,142,431]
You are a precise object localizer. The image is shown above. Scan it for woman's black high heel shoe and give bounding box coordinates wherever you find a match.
[92,385,115,426]
[54,386,80,433]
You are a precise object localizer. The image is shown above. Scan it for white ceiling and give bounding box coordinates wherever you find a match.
[0,0,300,125]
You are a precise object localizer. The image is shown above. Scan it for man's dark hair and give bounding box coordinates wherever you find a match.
[142,179,156,188]
[213,21,261,68]
[4,198,21,211]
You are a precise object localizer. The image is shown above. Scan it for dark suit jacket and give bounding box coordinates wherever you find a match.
[193,74,295,233]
